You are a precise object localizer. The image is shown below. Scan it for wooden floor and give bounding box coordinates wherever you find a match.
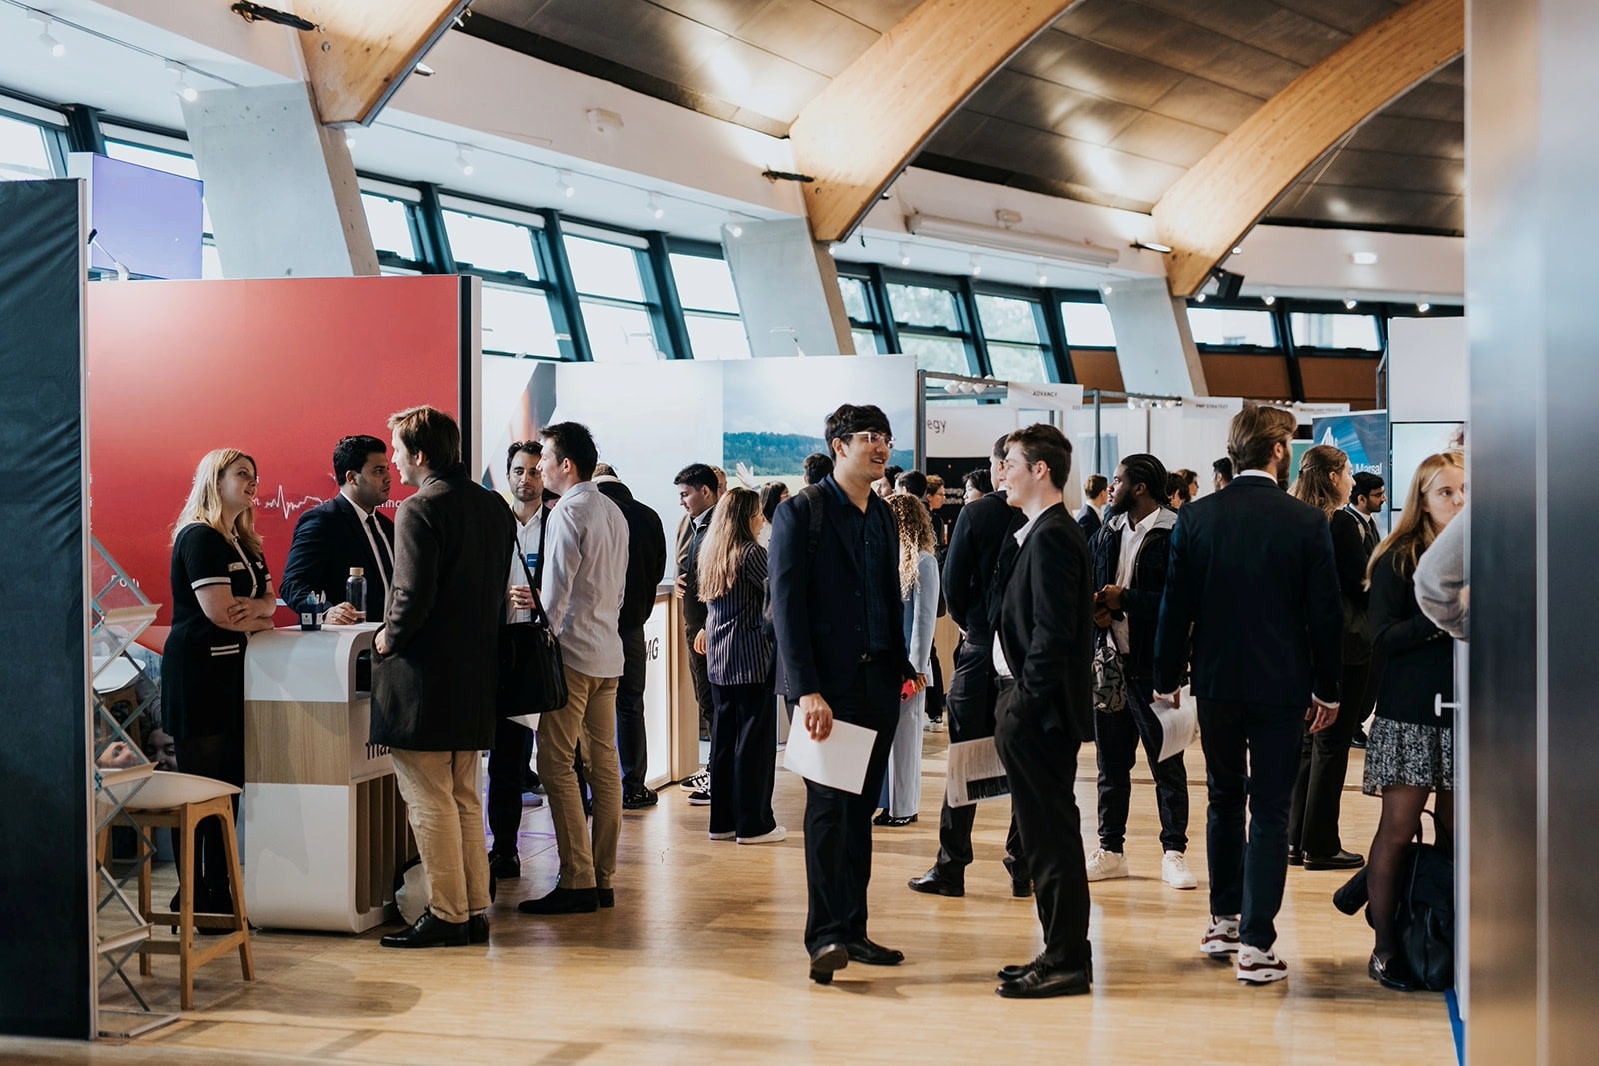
[13,731,1454,1065]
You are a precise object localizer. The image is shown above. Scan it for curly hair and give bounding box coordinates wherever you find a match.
[885,493,935,600]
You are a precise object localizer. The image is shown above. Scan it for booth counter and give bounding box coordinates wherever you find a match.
[242,626,411,933]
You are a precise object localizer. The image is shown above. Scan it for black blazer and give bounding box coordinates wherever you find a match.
[279,493,393,618]
[992,503,1095,741]
[1330,507,1375,664]
[1153,475,1343,706]
[1076,504,1102,540]
[370,465,515,751]
[941,490,1022,646]
[596,479,668,629]
[1367,549,1453,726]
[769,479,911,703]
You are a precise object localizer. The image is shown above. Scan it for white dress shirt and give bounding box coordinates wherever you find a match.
[347,495,393,605]
[1111,507,1162,655]
[539,481,629,678]
[507,506,544,624]
[992,510,1041,680]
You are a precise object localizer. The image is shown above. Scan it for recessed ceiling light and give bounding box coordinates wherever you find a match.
[1350,251,1379,265]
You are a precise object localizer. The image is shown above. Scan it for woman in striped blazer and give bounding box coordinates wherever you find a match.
[698,487,785,844]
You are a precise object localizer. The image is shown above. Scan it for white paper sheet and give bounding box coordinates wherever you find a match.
[945,737,1012,808]
[1152,697,1199,763]
[508,713,540,731]
[782,716,876,795]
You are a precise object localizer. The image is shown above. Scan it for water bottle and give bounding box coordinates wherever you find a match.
[299,590,325,631]
[346,567,368,623]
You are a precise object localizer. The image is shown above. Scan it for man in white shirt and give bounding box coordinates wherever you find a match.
[518,422,629,916]
[486,441,547,882]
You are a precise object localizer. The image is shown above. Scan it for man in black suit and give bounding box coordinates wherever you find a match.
[907,434,1030,899]
[988,424,1096,998]
[1077,473,1107,538]
[1153,404,1343,984]
[280,435,395,624]
[593,464,669,809]
[1346,471,1385,555]
[770,403,915,986]
[674,462,720,772]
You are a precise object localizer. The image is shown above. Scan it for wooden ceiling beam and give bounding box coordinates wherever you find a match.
[790,0,1081,244]
[1154,0,1464,297]
[299,0,470,127]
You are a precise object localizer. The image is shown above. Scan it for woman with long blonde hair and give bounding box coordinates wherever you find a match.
[876,493,939,826]
[1360,450,1466,990]
[163,448,278,913]
[1287,445,1370,869]
[697,487,783,844]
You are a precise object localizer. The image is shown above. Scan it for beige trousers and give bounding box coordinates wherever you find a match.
[535,667,623,890]
[390,748,490,924]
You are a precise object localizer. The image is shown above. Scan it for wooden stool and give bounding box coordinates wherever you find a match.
[129,775,255,1010]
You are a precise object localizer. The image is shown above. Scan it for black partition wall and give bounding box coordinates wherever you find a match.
[0,179,92,1038]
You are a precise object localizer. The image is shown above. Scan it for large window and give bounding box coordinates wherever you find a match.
[0,111,55,181]
[670,251,749,359]
[838,274,883,355]
[1290,312,1380,351]
[564,228,664,362]
[440,204,560,358]
[1187,306,1278,348]
[444,210,540,278]
[975,293,1051,382]
[362,193,419,261]
[886,281,974,375]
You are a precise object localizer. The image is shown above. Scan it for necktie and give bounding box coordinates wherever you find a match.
[368,514,394,593]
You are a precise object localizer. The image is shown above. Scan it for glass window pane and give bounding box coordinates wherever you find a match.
[1290,312,1380,350]
[851,329,880,355]
[988,342,1049,383]
[362,194,416,259]
[684,313,750,359]
[581,300,660,361]
[1187,306,1278,347]
[839,277,872,323]
[898,333,972,375]
[670,253,739,313]
[0,114,53,181]
[481,285,558,358]
[105,141,198,180]
[444,211,539,277]
[1060,301,1117,347]
[566,236,645,301]
[887,283,960,330]
[975,294,1042,343]
[201,243,224,280]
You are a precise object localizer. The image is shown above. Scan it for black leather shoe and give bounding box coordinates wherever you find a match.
[1369,953,1416,991]
[1004,856,1033,897]
[997,955,1046,982]
[1304,849,1365,871]
[597,888,615,909]
[622,786,659,810]
[488,850,521,880]
[809,942,849,984]
[381,910,470,948]
[997,963,1091,998]
[872,811,918,826]
[845,938,904,966]
[517,887,599,915]
[1350,727,1368,749]
[1288,847,1304,866]
[468,915,489,944]
[907,868,965,897]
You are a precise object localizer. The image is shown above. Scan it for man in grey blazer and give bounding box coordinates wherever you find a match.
[373,406,515,949]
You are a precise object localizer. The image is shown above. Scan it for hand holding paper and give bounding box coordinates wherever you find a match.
[784,715,874,794]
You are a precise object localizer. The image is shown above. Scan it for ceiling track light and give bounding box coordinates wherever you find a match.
[1194,293,1207,303]
[1343,293,1359,309]
[1262,292,1276,306]
[969,253,983,277]
[1417,301,1431,313]
[646,192,664,220]
[32,17,64,58]
[898,243,911,267]
[455,144,475,176]
[726,220,745,239]
[1035,261,1050,287]
[176,72,199,103]
[1132,239,1173,254]
[557,170,575,198]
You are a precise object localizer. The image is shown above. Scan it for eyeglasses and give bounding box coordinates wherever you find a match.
[849,430,894,447]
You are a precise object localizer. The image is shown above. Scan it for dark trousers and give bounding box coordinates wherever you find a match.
[616,625,648,792]
[1289,660,1372,856]
[933,639,1027,883]
[993,681,1090,969]
[926,640,944,719]
[686,624,713,741]
[709,679,778,838]
[1094,681,1188,854]
[486,716,533,854]
[803,659,899,953]
[1197,699,1303,951]
[175,730,243,897]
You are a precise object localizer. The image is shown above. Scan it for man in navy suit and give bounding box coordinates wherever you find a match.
[989,424,1096,998]
[280,434,395,624]
[1077,473,1107,538]
[1153,404,1343,985]
[769,403,916,986]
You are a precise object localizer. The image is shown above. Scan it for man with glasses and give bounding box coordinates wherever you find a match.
[770,404,917,985]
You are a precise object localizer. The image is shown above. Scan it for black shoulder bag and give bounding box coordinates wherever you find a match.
[498,521,569,716]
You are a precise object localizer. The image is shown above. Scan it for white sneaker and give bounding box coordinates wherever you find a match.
[1200,915,1240,958]
[737,825,787,845]
[708,830,735,841]
[1161,850,1198,890]
[1236,944,1288,984]
[1084,848,1128,882]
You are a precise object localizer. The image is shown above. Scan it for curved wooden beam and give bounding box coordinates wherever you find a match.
[791,0,1081,244]
[1154,0,1463,296]
[300,1,470,126]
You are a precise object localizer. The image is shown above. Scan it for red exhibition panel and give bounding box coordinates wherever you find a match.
[87,276,465,624]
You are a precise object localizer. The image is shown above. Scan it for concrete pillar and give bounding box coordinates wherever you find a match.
[721,218,854,357]
[1101,276,1207,396]
[1467,2,1599,1062]
[182,81,377,278]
